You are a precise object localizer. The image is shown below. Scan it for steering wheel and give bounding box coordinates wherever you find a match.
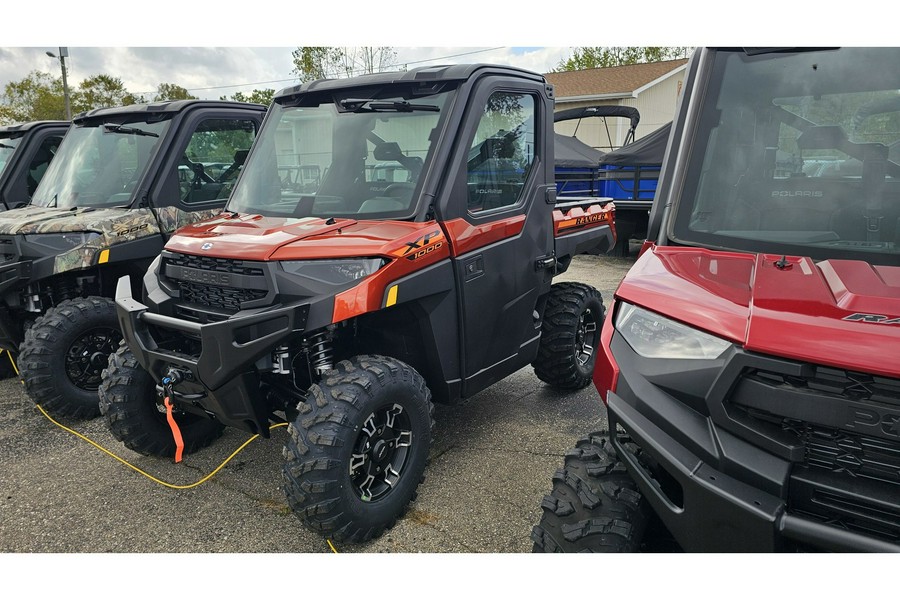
[180,157,215,188]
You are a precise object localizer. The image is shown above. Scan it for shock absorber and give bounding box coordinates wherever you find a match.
[306,330,334,376]
[53,278,78,303]
[25,279,77,313]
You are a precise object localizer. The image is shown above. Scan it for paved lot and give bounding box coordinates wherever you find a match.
[0,253,636,555]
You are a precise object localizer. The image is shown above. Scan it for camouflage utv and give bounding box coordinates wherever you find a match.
[0,120,71,377]
[0,100,266,418]
[0,120,70,211]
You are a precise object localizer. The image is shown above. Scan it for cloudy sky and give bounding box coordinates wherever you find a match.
[2,0,708,101]
[3,1,872,102]
[0,46,576,101]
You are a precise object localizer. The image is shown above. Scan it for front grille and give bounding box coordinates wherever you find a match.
[163,252,265,277]
[733,366,900,486]
[729,364,900,543]
[789,465,900,545]
[747,367,900,405]
[747,411,900,487]
[162,252,269,313]
[178,281,267,312]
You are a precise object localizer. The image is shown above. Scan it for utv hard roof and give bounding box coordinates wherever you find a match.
[274,63,547,101]
[73,99,267,124]
[0,120,70,134]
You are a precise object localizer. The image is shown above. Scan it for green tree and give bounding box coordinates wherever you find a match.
[123,93,148,105]
[292,47,344,82]
[154,83,197,102]
[555,47,692,71]
[220,89,275,105]
[72,74,131,112]
[0,70,67,124]
[291,46,397,82]
[0,71,158,124]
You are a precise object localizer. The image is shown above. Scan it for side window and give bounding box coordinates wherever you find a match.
[466,92,535,213]
[26,135,63,197]
[180,118,258,204]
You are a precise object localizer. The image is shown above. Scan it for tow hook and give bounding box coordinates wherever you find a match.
[161,368,188,463]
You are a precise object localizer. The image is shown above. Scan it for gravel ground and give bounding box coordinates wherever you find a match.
[0,252,639,589]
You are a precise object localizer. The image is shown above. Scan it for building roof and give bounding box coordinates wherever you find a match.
[544,59,689,100]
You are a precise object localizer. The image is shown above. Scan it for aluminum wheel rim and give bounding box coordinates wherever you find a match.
[575,308,598,366]
[65,327,122,390]
[349,403,413,502]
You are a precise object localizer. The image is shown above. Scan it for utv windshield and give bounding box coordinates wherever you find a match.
[672,47,900,265]
[226,87,452,219]
[0,136,21,177]
[31,118,171,209]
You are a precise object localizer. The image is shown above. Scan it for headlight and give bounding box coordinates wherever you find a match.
[615,302,731,360]
[280,258,386,285]
[23,232,101,252]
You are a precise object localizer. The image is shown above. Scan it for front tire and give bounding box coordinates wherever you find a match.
[282,355,434,543]
[533,283,605,390]
[99,343,225,457]
[531,433,652,552]
[20,297,122,418]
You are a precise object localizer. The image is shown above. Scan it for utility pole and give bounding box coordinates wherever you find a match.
[46,47,71,120]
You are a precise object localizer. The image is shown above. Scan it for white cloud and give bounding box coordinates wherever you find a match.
[1,46,577,102]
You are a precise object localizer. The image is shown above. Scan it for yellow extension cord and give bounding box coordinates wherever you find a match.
[2,349,338,553]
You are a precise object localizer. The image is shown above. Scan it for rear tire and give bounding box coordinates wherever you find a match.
[531,433,652,552]
[282,355,434,543]
[20,297,122,418]
[99,343,225,457]
[533,283,605,390]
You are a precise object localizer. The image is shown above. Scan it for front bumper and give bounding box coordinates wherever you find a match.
[115,276,310,434]
[605,331,900,553]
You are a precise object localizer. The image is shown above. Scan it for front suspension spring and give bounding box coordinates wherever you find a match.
[306,330,334,376]
[53,279,79,303]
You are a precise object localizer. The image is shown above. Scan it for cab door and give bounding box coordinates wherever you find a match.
[150,108,264,235]
[439,78,555,396]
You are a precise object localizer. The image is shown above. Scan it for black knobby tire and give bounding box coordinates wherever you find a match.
[20,296,123,418]
[282,354,434,543]
[99,343,225,457]
[533,283,605,390]
[531,433,652,552]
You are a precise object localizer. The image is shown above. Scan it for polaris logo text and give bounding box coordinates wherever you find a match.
[771,191,823,198]
[845,407,900,438]
[178,267,230,286]
[843,313,900,325]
